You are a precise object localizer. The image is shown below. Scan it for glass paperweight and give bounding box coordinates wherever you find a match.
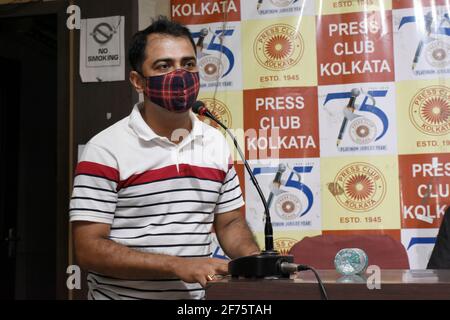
[336,274,367,284]
[334,248,368,276]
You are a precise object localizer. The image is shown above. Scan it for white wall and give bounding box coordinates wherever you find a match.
[138,0,170,30]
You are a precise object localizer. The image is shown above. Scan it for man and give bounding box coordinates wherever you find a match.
[427,206,450,269]
[70,16,260,300]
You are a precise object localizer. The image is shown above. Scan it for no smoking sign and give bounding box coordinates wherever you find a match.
[90,22,116,45]
[85,16,122,67]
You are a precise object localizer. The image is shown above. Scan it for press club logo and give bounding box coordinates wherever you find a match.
[274,237,297,255]
[197,98,232,131]
[198,55,223,82]
[409,85,450,136]
[322,88,390,149]
[349,118,377,145]
[191,27,236,86]
[328,162,386,212]
[398,11,450,72]
[275,193,302,220]
[425,40,450,68]
[253,24,303,71]
[251,164,316,223]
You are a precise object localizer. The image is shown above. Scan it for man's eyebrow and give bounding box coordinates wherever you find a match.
[181,56,197,61]
[151,56,197,67]
[151,58,173,67]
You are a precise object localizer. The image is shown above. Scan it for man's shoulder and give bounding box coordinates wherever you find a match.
[88,115,131,150]
[197,118,227,142]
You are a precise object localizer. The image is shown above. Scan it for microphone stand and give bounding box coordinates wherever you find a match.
[196,107,294,278]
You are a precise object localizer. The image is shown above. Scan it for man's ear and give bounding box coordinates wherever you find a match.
[129,71,145,94]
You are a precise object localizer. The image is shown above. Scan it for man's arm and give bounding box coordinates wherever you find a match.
[72,221,228,287]
[427,207,450,269]
[213,207,260,259]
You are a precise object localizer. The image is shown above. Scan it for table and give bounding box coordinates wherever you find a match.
[206,270,450,300]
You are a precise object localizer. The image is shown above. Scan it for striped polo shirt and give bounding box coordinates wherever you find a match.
[69,102,244,300]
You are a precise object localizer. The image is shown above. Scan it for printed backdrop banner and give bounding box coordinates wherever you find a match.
[170,0,450,269]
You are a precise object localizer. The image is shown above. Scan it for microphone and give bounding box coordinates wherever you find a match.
[336,88,360,147]
[193,102,274,250]
[192,101,294,278]
[412,12,433,70]
[257,0,264,11]
[192,101,213,117]
[196,28,209,55]
[266,163,286,209]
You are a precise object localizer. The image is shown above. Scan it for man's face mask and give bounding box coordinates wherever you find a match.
[142,69,200,113]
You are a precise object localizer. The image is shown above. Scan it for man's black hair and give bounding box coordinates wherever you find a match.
[128,16,196,74]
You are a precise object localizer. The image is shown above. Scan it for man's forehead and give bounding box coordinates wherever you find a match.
[145,34,194,55]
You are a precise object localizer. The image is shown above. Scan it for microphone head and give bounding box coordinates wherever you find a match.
[425,12,433,30]
[278,163,286,172]
[351,88,360,97]
[192,101,206,114]
[200,28,209,37]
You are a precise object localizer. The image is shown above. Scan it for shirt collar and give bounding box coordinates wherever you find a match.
[128,102,204,142]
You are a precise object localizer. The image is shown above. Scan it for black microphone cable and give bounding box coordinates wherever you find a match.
[280,262,329,300]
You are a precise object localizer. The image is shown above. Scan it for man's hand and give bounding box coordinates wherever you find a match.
[172,257,229,288]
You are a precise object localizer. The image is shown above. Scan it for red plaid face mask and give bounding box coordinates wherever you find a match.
[143,69,200,113]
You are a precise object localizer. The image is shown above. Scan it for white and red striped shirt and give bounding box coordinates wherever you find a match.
[70,102,244,300]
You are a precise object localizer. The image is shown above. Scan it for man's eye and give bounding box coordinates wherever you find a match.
[185,61,196,68]
[157,64,169,70]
